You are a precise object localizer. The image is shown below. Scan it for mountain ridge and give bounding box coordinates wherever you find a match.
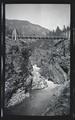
[6,19,50,37]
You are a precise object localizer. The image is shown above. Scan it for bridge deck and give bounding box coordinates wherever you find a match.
[7,35,68,40]
[18,37,68,39]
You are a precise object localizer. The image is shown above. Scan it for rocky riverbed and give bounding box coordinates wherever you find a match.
[5,64,48,108]
[5,65,70,115]
[5,80,70,116]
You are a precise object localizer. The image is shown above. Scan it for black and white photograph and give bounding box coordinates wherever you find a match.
[4,4,70,116]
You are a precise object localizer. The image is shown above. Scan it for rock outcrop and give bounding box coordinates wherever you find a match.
[48,62,67,84]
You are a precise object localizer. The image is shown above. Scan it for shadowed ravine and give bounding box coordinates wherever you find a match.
[5,19,70,116]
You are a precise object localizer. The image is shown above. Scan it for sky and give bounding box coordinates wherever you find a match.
[5,4,70,31]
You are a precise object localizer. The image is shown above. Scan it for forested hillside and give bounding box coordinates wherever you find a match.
[6,19,50,37]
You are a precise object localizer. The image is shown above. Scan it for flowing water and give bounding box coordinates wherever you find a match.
[5,65,60,115]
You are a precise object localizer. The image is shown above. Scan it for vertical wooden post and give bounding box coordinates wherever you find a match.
[12,28,17,40]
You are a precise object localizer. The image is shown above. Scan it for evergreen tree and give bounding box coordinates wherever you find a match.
[55,26,61,36]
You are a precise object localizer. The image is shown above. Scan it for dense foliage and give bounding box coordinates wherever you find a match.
[5,38,32,106]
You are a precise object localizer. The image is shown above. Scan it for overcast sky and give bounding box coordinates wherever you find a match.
[5,4,70,31]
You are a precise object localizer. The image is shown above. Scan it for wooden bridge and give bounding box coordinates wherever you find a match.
[18,36,68,40]
[10,28,70,41]
[7,34,68,40]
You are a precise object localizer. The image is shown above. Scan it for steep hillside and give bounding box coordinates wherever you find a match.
[6,19,50,37]
[29,37,70,84]
[5,37,33,107]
